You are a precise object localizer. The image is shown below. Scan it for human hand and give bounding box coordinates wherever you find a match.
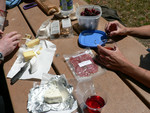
[0,30,3,38]
[0,31,21,57]
[95,45,131,71]
[105,20,127,37]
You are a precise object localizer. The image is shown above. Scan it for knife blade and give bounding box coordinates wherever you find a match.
[10,62,29,85]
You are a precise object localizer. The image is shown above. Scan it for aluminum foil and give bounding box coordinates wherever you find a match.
[27,74,78,113]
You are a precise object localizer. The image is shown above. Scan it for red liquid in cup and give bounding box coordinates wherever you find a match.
[104,47,114,50]
[85,95,105,113]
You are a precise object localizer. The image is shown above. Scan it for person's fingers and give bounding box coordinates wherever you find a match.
[5,31,18,38]
[11,34,21,41]
[99,58,110,67]
[109,30,119,36]
[0,30,3,39]
[97,45,111,56]
[105,22,110,31]
[0,30,3,34]
[12,40,20,46]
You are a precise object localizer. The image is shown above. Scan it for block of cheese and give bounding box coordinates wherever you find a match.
[36,50,40,55]
[44,85,62,104]
[25,38,40,48]
[36,47,42,55]
[23,50,36,61]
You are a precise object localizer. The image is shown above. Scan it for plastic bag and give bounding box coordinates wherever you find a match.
[50,18,74,40]
[64,49,105,81]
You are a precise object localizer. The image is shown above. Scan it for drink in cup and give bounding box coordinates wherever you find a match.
[104,47,114,50]
[103,39,117,51]
[85,95,105,113]
[83,89,106,113]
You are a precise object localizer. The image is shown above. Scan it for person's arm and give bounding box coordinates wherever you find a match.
[120,61,150,88]
[126,25,150,37]
[96,45,150,88]
[105,20,150,38]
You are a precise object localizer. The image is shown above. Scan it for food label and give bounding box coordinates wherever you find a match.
[51,20,60,35]
[78,60,92,67]
[60,0,73,11]
[62,18,71,28]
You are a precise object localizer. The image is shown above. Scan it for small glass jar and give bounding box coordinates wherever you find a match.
[0,9,7,30]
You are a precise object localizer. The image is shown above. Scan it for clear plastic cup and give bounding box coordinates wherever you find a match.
[83,88,107,113]
[76,5,102,30]
[103,39,117,51]
[0,10,6,30]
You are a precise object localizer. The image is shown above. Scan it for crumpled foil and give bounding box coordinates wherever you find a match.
[27,74,78,113]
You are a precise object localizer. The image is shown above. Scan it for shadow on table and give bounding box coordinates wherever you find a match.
[139,53,150,71]
[115,53,150,109]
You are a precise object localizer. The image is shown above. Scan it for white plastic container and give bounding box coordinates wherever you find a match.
[76,5,102,30]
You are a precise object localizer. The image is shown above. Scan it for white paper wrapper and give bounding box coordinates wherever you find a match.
[27,74,78,113]
[7,40,56,80]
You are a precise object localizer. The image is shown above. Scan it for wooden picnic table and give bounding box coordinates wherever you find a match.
[2,0,150,113]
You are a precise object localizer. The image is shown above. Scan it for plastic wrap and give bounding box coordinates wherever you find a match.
[64,49,105,81]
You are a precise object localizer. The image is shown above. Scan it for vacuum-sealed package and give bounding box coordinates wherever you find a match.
[64,49,105,81]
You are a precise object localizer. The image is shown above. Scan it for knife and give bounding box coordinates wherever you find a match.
[10,61,29,85]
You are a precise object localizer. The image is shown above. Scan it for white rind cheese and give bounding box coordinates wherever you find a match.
[44,85,62,104]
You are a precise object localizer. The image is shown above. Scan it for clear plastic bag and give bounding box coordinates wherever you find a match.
[50,18,74,40]
[64,49,105,81]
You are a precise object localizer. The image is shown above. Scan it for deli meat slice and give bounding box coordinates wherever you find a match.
[69,53,98,77]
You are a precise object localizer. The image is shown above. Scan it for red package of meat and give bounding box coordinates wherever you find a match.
[64,49,105,81]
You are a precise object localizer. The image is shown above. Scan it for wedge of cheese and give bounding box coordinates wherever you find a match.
[44,85,62,104]
[23,50,36,62]
[25,38,40,48]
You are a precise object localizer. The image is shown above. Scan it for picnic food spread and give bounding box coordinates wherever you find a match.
[6,1,123,113]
